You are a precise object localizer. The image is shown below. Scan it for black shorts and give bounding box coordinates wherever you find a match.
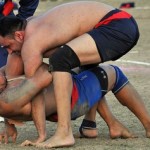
[88,9,139,62]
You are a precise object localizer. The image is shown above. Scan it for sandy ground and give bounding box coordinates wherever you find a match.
[0,0,150,149]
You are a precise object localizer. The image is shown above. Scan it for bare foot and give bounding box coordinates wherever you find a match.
[21,140,36,146]
[20,136,46,146]
[36,133,75,148]
[75,128,98,138]
[0,121,18,144]
[109,121,137,139]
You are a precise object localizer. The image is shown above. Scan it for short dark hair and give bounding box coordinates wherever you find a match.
[0,16,27,37]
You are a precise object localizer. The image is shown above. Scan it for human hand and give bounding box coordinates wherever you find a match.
[0,121,6,144]
[0,121,17,144]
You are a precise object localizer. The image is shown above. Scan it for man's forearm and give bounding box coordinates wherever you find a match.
[31,92,47,143]
[0,78,41,111]
[0,64,51,116]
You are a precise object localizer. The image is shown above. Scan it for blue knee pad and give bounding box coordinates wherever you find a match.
[111,65,129,94]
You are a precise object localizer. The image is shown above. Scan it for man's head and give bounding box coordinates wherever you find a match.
[0,16,27,53]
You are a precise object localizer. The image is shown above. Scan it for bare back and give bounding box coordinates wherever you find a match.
[27,1,114,49]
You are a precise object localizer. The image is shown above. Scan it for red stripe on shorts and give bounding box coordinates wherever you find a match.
[71,82,79,110]
[95,11,131,28]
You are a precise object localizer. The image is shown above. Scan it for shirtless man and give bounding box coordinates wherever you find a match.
[0,1,140,147]
[0,64,136,145]
[0,54,150,148]
[2,62,150,147]
[0,53,134,144]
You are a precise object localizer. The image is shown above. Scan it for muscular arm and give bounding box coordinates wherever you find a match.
[4,66,50,108]
[0,43,51,143]
[0,66,5,75]
[0,53,23,76]
[21,35,44,77]
[5,53,24,78]
[0,53,24,93]
[21,23,59,77]
[0,65,51,145]
[31,92,46,143]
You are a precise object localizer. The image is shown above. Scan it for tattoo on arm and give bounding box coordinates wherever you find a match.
[0,79,39,108]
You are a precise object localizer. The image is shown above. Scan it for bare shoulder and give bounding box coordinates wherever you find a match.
[53,1,113,9]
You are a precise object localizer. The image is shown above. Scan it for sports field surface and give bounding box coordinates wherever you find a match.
[0,0,150,149]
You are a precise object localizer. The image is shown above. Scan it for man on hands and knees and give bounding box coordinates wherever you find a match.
[0,64,135,145]
[1,63,150,147]
[0,57,134,144]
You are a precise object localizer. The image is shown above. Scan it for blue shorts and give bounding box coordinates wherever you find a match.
[71,66,108,120]
[50,65,129,121]
[111,65,129,94]
[88,9,139,62]
[71,65,129,120]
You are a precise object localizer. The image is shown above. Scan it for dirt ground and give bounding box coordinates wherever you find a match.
[0,0,150,149]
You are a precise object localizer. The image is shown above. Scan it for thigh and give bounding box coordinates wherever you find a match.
[67,33,102,65]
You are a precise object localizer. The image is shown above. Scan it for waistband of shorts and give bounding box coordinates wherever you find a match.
[90,67,108,97]
[95,9,132,28]
[100,9,121,22]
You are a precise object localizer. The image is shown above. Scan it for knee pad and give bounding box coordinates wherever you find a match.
[111,65,129,94]
[90,66,108,97]
[49,45,80,72]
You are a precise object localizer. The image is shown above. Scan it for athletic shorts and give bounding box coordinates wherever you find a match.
[71,66,108,120]
[88,9,140,62]
[111,65,129,94]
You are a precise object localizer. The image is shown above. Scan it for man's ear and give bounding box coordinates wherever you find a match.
[14,31,25,42]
